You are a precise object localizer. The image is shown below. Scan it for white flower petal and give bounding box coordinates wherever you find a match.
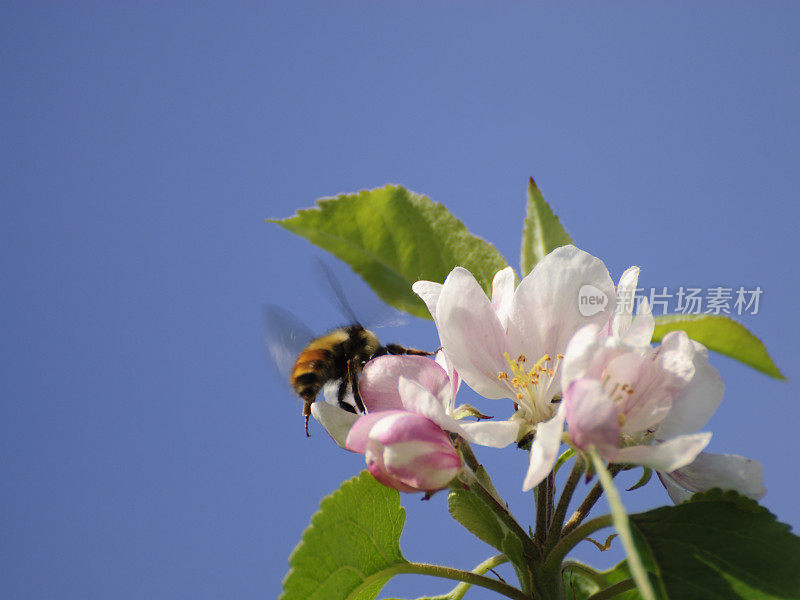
[657,472,693,504]
[311,401,359,448]
[667,452,766,500]
[655,331,696,387]
[491,266,516,330]
[436,267,511,400]
[614,432,711,472]
[412,280,443,323]
[434,349,460,406]
[459,420,519,448]
[398,376,464,435]
[522,405,566,490]
[509,246,616,370]
[656,343,724,440]
[611,266,640,339]
[322,379,357,411]
[624,297,654,347]
[561,325,603,385]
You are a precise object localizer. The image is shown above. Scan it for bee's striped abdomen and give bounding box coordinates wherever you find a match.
[290,347,334,402]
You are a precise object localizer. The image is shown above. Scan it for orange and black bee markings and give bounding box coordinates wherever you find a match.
[289,324,433,436]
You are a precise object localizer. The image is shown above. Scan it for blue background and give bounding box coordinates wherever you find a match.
[2,3,798,599]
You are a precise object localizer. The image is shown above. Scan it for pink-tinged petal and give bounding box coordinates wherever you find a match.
[367,410,455,447]
[509,246,616,369]
[436,267,511,400]
[624,298,654,347]
[360,414,462,493]
[345,411,406,454]
[491,267,516,329]
[434,349,460,408]
[522,405,566,490]
[564,379,620,461]
[561,324,603,386]
[383,440,461,491]
[604,353,673,433]
[360,355,449,412]
[614,432,711,472]
[412,280,443,323]
[654,331,696,388]
[610,266,640,339]
[460,420,519,448]
[365,443,418,493]
[656,344,724,440]
[667,452,765,500]
[657,472,693,504]
[310,401,359,448]
[397,376,464,435]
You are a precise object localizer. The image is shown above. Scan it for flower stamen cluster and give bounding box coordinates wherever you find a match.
[501,352,563,422]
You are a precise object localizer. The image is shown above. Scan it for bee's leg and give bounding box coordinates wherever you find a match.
[348,356,366,414]
[385,343,434,356]
[336,378,357,414]
[302,399,312,437]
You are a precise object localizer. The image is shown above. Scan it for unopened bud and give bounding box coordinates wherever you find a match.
[346,410,461,493]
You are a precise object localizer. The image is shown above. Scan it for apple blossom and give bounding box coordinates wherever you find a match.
[563,328,714,472]
[345,409,462,493]
[562,266,765,502]
[413,245,617,490]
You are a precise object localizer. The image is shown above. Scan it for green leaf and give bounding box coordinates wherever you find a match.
[520,177,574,275]
[281,471,408,600]
[562,561,644,600]
[447,485,506,551]
[625,488,800,600]
[268,185,509,319]
[653,314,786,380]
[561,569,602,600]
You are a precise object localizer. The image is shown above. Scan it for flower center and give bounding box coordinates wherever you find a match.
[601,375,636,426]
[498,352,563,423]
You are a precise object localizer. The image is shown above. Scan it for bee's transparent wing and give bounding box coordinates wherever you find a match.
[261,304,316,385]
[314,257,410,330]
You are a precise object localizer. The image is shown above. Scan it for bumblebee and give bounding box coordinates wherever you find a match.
[290,324,430,435]
[262,260,431,436]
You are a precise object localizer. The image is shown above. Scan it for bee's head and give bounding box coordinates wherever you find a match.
[361,328,381,356]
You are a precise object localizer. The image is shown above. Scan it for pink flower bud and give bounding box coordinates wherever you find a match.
[346,410,462,493]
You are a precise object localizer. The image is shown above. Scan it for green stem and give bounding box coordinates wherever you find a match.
[534,479,549,546]
[545,458,585,551]
[456,441,538,559]
[458,437,482,471]
[589,449,655,600]
[445,554,509,600]
[396,562,530,600]
[544,514,613,570]
[561,464,623,537]
[561,560,606,588]
[585,578,636,600]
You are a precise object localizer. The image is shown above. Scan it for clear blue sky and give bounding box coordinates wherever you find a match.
[2,3,799,599]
